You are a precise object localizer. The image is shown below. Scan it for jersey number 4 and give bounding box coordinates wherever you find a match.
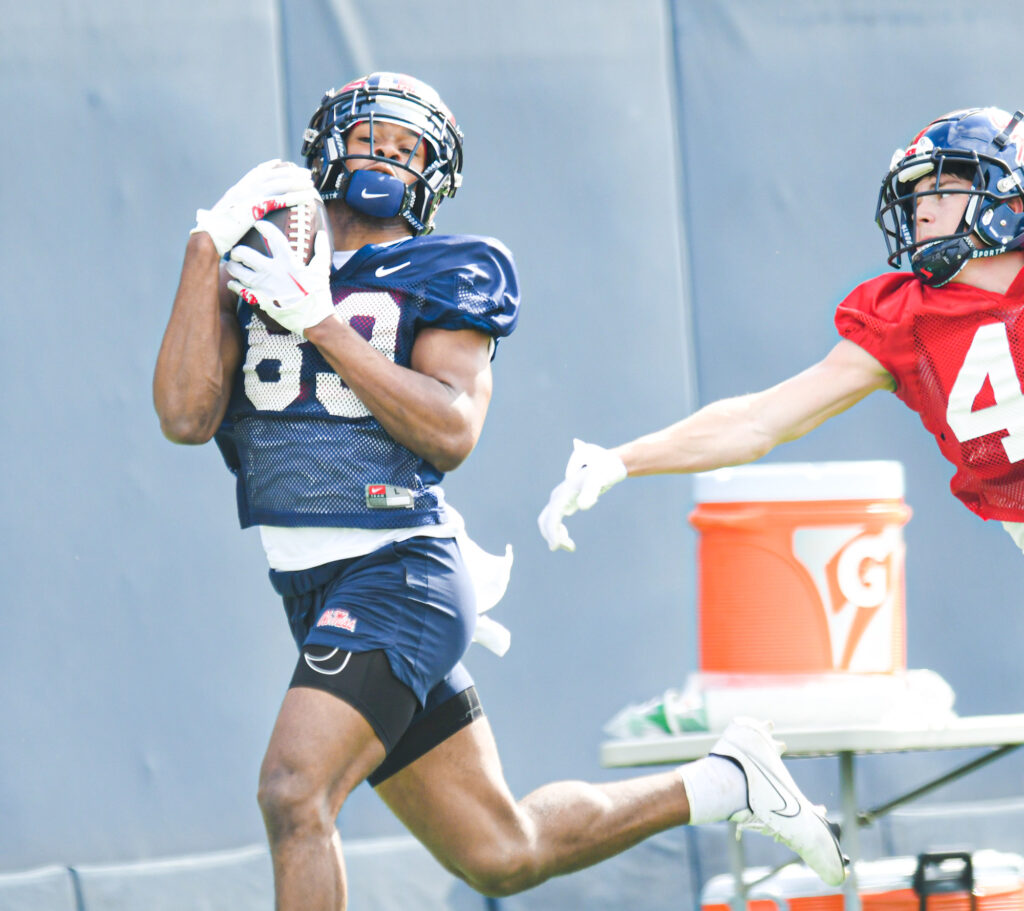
[946,321,1024,462]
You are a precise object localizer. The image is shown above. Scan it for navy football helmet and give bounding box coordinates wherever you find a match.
[301,72,464,235]
[876,107,1024,286]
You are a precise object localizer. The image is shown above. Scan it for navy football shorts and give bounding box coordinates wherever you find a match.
[268,536,480,774]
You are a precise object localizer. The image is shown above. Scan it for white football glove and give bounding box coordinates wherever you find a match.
[537,439,628,552]
[226,222,335,336]
[191,159,317,256]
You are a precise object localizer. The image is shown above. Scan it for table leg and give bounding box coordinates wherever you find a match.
[839,751,862,911]
[727,820,748,911]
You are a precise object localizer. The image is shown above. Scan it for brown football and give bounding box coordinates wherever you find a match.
[236,197,330,266]
[234,198,331,333]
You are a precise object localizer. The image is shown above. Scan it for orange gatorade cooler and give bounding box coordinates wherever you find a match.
[689,461,911,674]
[701,851,1024,911]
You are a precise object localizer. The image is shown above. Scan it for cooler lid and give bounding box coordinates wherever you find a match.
[692,460,905,503]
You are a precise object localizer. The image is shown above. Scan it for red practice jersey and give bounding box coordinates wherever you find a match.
[835,267,1024,521]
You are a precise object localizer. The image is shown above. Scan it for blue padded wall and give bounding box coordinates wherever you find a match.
[1,0,295,868]
[1,0,694,881]
[6,1,1024,908]
[0,866,77,911]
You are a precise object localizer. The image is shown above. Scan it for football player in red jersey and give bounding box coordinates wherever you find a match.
[156,73,847,910]
[541,107,1024,554]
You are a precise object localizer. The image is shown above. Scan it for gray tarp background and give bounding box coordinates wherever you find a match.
[4,1,1024,907]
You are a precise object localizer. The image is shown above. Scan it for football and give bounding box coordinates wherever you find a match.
[234,197,331,333]
[235,197,330,266]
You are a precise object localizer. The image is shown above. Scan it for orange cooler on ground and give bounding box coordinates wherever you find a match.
[689,461,911,675]
[701,851,1024,911]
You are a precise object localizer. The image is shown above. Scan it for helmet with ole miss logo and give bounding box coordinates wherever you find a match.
[301,72,464,236]
[876,106,1024,286]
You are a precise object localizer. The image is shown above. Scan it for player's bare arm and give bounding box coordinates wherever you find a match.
[155,159,318,444]
[303,317,493,472]
[539,339,893,552]
[153,234,243,445]
[543,106,1024,555]
[618,339,895,477]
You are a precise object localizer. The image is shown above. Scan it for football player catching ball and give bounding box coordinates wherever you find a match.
[155,73,846,910]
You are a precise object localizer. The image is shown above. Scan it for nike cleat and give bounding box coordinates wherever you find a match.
[710,717,848,886]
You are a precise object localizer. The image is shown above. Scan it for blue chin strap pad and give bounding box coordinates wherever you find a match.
[345,170,406,218]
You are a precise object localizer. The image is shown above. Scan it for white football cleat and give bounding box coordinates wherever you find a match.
[710,717,848,886]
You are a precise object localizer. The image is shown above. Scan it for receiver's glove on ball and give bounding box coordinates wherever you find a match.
[226,223,335,336]
[191,159,317,256]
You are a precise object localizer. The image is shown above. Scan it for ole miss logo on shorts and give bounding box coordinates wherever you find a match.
[317,609,358,632]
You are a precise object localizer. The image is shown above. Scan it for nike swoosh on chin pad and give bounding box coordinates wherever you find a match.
[346,170,406,218]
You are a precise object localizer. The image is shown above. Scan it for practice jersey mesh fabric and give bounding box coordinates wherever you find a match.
[215,233,519,529]
[835,267,1024,521]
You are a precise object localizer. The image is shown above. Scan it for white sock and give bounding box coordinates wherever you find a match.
[678,755,748,825]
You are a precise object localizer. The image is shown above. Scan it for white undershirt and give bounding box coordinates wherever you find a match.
[258,503,464,571]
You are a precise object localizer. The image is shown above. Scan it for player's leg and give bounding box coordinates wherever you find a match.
[259,539,476,911]
[375,702,847,896]
[375,709,691,896]
[258,682,388,911]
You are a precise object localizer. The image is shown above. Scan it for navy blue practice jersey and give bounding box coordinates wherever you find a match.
[215,234,519,529]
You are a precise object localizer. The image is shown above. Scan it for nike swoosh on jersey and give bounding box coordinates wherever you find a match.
[360,188,390,199]
[375,261,412,278]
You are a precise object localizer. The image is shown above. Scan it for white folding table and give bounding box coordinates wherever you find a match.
[600,714,1024,911]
